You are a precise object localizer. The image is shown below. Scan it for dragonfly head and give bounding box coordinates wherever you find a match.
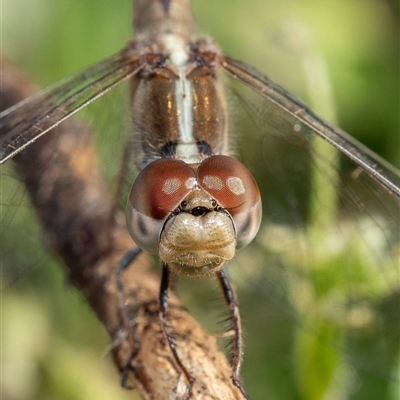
[126,156,262,278]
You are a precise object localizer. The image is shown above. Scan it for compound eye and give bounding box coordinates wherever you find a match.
[126,159,195,253]
[197,155,259,214]
[197,155,262,248]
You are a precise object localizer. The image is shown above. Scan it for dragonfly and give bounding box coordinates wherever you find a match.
[1,0,399,399]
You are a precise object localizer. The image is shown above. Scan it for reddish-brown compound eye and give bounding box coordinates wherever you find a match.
[197,155,262,248]
[126,159,195,253]
[197,155,259,214]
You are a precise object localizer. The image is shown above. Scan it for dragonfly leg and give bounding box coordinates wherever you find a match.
[217,268,250,400]
[116,246,143,389]
[159,263,195,400]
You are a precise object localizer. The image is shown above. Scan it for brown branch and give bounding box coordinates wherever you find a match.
[1,61,246,399]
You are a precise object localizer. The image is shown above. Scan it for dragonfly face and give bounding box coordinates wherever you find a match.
[1,0,399,399]
[127,156,261,277]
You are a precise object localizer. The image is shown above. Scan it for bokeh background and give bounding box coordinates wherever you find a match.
[1,1,399,399]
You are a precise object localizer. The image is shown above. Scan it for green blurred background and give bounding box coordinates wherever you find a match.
[1,1,399,399]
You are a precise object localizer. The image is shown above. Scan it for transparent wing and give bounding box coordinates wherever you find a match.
[0,62,133,287]
[221,56,400,198]
[0,50,146,163]
[218,57,400,399]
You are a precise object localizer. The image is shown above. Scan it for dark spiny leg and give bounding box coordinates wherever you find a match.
[159,263,194,400]
[117,246,142,389]
[217,268,250,400]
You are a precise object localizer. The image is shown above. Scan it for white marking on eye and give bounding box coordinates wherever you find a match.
[227,176,245,195]
[162,178,181,194]
[203,175,223,190]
